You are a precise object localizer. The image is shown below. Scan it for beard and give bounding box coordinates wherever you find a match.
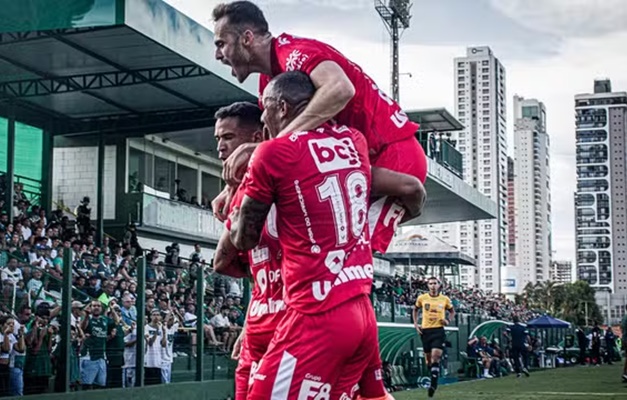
[230,42,253,82]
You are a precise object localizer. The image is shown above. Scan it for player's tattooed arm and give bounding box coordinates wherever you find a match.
[230,195,272,251]
[214,229,250,278]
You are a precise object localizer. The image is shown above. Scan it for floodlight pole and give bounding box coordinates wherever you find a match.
[375,0,412,103]
[390,15,400,103]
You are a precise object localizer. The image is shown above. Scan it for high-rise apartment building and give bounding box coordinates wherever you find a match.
[507,156,516,265]
[550,260,572,284]
[513,96,552,287]
[430,46,507,291]
[575,79,627,323]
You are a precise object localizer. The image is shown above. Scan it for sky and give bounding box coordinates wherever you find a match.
[165,0,627,264]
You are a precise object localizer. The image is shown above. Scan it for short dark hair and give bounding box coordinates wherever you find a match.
[267,71,316,107]
[212,1,269,35]
[214,101,262,130]
[427,276,439,282]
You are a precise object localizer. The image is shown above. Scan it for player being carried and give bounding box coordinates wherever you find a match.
[413,277,455,399]
[211,0,427,255]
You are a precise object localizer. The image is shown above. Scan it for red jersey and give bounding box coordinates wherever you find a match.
[227,184,286,334]
[258,33,419,157]
[243,124,374,314]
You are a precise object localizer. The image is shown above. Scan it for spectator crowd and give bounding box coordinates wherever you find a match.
[0,184,245,395]
[0,181,556,396]
[374,275,540,322]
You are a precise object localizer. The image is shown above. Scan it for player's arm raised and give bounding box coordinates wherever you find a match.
[230,195,272,251]
[213,229,250,279]
[371,167,427,218]
[278,61,355,136]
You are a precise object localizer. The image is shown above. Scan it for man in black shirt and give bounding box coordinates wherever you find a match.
[576,327,587,365]
[506,316,530,377]
[604,327,616,365]
[591,322,602,365]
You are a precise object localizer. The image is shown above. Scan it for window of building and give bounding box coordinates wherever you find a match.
[201,172,222,206]
[154,156,176,194]
[128,147,154,193]
[177,162,198,202]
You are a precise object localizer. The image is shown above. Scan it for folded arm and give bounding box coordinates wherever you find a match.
[371,167,427,218]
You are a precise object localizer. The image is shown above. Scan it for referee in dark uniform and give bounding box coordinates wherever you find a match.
[507,315,530,377]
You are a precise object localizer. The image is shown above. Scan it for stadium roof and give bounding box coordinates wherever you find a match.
[407,108,464,132]
[385,230,475,266]
[0,0,257,136]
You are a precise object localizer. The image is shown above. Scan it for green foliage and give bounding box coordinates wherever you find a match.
[516,280,603,326]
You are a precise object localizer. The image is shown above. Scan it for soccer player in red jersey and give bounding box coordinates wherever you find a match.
[211,102,286,400]
[229,71,380,399]
[213,101,407,399]
[211,1,427,255]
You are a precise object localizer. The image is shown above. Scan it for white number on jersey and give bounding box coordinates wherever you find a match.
[316,171,368,246]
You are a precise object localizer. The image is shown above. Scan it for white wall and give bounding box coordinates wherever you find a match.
[52,146,117,220]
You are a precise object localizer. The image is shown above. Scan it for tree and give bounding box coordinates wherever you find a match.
[554,281,603,327]
[515,280,603,326]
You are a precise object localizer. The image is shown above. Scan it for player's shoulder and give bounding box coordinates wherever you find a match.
[275,32,332,71]
[255,134,302,163]
[277,32,318,49]
[417,293,428,301]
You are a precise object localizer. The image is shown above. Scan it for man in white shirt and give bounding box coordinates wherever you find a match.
[70,301,83,328]
[144,310,166,385]
[160,312,179,384]
[123,323,137,388]
[20,220,32,242]
[210,306,236,352]
[1,259,23,285]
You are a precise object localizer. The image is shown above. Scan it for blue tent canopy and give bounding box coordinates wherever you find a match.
[526,315,571,328]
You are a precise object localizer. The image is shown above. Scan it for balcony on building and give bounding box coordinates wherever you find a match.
[575,108,607,129]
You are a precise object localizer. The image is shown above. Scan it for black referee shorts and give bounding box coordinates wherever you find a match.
[421,327,446,353]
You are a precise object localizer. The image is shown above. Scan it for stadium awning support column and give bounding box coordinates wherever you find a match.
[6,111,15,221]
[135,255,146,386]
[57,248,74,393]
[40,130,54,212]
[96,133,105,246]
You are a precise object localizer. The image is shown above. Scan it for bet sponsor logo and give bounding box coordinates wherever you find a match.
[308,137,360,173]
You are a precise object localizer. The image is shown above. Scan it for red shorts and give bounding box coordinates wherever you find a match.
[357,349,386,398]
[369,137,428,253]
[247,295,378,400]
[235,330,274,400]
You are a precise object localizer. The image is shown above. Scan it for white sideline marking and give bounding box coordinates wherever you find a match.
[532,392,624,397]
[377,322,459,332]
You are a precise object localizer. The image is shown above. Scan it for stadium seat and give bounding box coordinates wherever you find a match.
[459,351,481,379]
